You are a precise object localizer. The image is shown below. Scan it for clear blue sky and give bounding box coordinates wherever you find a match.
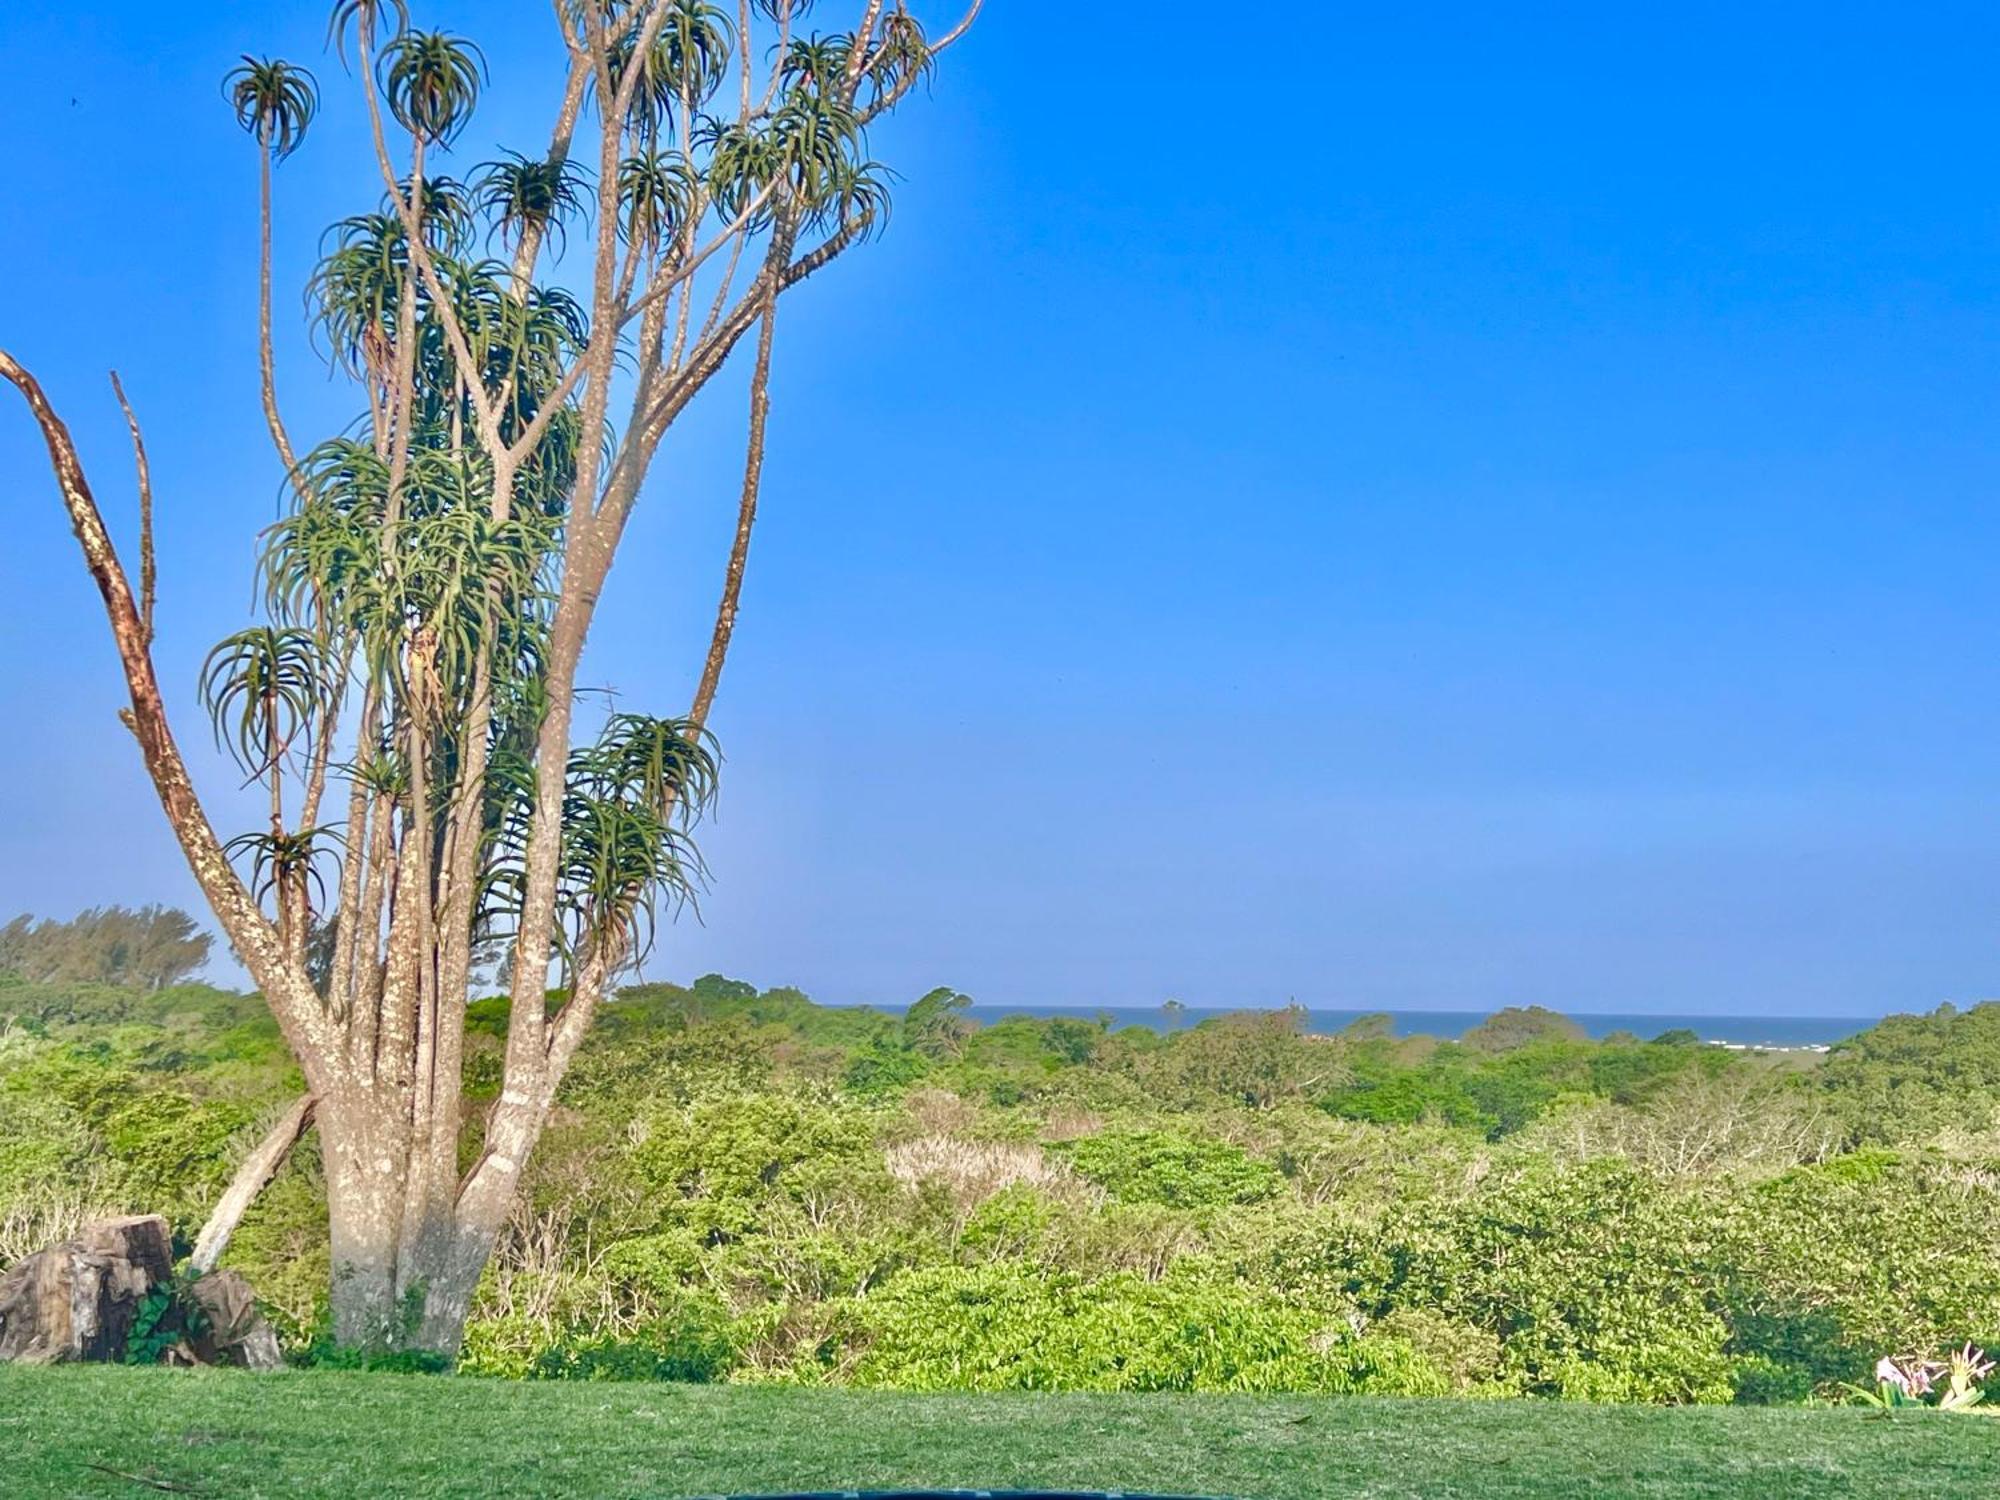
[3,2,1999,1017]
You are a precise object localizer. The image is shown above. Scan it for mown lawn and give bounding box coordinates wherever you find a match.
[3,1368,1994,1499]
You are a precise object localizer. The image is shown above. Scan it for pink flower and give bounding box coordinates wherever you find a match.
[1875,1355,1940,1396]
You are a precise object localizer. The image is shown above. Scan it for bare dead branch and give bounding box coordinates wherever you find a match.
[107,371,156,646]
[190,1094,320,1275]
[0,351,326,1068]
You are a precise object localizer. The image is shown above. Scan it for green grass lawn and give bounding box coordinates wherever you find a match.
[3,1368,1994,1499]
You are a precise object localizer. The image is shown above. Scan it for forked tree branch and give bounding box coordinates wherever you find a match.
[536,289,784,1095]
[618,180,785,329]
[357,77,511,463]
[857,0,983,126]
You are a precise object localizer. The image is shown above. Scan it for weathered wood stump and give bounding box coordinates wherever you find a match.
[0,1217,286,1369]
[0,1214,172,1364]
[184,1270,285,1371]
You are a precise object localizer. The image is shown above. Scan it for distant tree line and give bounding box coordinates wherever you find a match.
[0,906,211,993]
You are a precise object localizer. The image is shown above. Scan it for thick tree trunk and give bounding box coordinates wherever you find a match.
[322,1100,407,1348]
[411,1214,502,1354]
[319,1087,501,1355]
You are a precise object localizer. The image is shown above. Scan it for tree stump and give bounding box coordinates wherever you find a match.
[0,1214,172,1364]
[184,1270,285,1371]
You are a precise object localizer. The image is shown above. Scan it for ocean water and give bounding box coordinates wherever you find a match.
[955,1004,1875,1050]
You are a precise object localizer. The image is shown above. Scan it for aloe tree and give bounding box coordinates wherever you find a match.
[227,56,319,474]
[2,0,978,1355]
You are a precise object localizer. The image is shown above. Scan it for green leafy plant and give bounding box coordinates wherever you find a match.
[125,1271,212,1366]
[1060,1129,1282,1209]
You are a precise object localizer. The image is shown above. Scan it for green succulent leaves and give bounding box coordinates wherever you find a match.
[227,57,321,160]
[380,31,486,147]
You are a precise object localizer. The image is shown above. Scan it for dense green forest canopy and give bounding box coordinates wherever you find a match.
[4,920,1999,1403]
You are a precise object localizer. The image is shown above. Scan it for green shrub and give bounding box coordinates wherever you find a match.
[845,1262,1449,1395]
[1818,1003,2000,1144]
[527,1302,737,1383]
[844,1042,932,1097]
[1060,1129,1281,1208]
[1714,1154,2000,1373]
[960,1184,1060,1261]
[1274,1162,1740,1403]
[633,1093,882,1225]
[1730,1356,1817,1406]
[295,1328,452,1375]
